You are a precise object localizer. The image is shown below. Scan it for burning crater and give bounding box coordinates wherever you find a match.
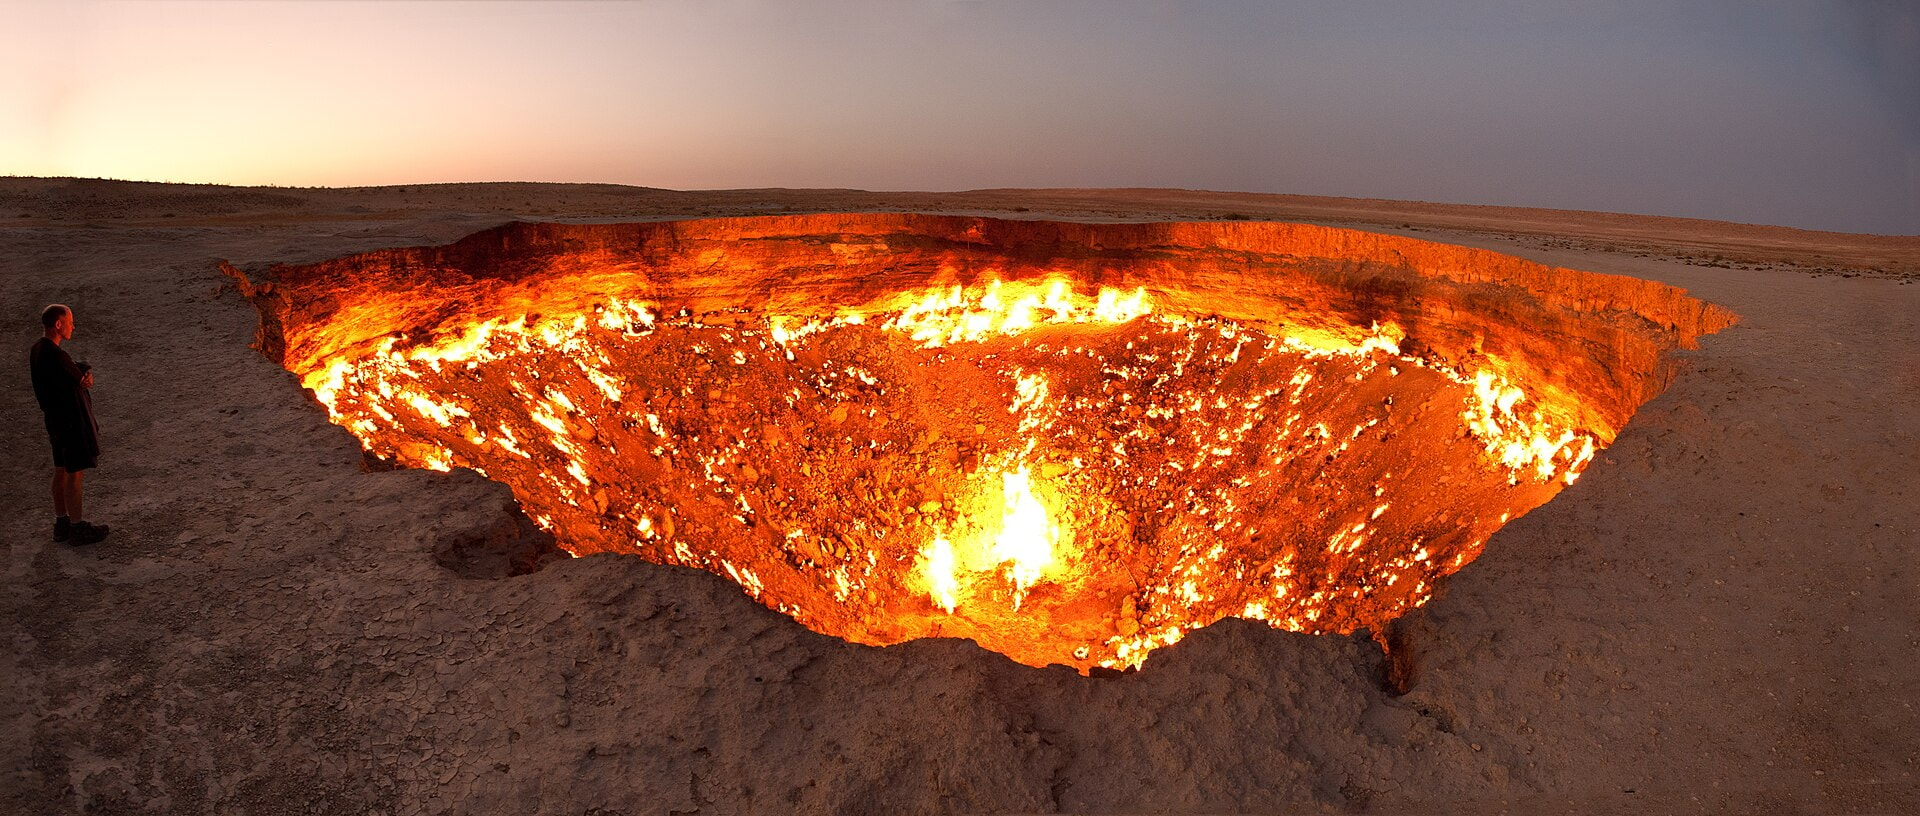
[236,215,1733,671]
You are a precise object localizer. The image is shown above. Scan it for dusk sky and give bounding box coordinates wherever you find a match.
[5,0,1916,234]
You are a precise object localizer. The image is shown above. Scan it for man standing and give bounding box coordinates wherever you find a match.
[30,304,108,544]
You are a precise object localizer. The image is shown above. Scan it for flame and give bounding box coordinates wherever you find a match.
[923,536,958,613]
[288,272,1613,671]
[1461,369,1596,484]
[881,277,1150,347]
[992,466,1059,607]
[917,465,1063,614]
[1276,321,1405,358]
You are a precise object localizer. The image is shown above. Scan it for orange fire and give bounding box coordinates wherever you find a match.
[237,216,1738,672]
[917,464,1066,614]
[288,273,1602,670]
[880,278,1151,347]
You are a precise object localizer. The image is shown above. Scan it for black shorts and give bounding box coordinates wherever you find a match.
[45,417,99,472]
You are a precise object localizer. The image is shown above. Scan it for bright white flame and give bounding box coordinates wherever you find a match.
[993,467,1059,607]
[881,278,1151,347]
[924,535,958,613]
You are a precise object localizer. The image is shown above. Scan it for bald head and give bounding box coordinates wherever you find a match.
[41,304,73,343]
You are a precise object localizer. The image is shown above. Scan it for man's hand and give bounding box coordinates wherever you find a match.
[81,371,94,389]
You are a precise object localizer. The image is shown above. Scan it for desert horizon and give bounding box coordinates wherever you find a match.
[12,174,1920,238]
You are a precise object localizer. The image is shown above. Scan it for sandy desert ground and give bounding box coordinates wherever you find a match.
[3,178,1917,814]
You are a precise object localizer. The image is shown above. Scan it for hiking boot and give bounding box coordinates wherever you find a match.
[69,521,109,545]
[54,517,72,542]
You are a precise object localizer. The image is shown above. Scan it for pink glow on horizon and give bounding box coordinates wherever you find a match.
[2,0,1914,233]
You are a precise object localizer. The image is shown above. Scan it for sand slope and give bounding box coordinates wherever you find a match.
[3,179,1916,814]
